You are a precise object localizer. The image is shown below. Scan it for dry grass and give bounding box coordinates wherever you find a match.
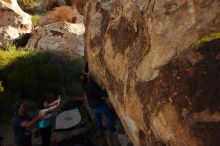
[41,6,78,25]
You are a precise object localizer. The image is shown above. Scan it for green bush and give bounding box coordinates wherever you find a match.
[17,0,37,12]
[194,32,220,47]
[31,15,41,28]
[0,46,83,102]
[0,81,4,93]
[0,43,30,68]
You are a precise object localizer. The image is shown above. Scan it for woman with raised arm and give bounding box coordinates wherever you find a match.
[38,96,61,146]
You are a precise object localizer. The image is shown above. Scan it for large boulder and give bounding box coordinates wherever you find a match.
[84,0,220,146]
[0,0,32,46]
[26,21,85,58]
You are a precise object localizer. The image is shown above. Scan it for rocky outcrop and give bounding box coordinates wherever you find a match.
[84,0,220,146]
[26,21,85,57]
[0,0,32,46]
[41,6,84,25]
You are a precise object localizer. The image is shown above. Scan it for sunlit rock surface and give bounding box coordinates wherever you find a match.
[26,21,85,57]
[0,0,32,46]
[83,0,220,145]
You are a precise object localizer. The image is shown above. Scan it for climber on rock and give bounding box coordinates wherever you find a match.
[80,74,113,131]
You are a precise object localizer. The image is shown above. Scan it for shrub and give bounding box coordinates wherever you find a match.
[194,32,220,47]
[17,0,37,12]
[0,81,4,93]
[0,43,30,68]
[0,46,83,102]
[31,14,41,28]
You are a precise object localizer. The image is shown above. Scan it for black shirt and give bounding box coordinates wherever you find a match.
[84,82,107,108]
[13,115,32,146]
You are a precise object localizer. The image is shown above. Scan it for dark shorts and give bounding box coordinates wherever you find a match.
[16,136,32,146]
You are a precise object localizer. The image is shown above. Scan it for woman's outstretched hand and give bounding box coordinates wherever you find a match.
[57,95,61,105]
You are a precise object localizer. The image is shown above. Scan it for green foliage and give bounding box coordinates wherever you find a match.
[0,47,83,102]
[0,81,4,93]
[194,32,220,47]
[31,15,41,28]
[17,0,37,12]
[0,43,30,68]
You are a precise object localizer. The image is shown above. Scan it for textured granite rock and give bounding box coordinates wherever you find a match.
[83,0,220,145]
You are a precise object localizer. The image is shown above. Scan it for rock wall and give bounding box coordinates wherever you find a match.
[84,0,220,146]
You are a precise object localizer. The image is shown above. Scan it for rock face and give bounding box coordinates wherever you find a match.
[0,0,32,46]
[26,21,85,57]
[84,0,220,146]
